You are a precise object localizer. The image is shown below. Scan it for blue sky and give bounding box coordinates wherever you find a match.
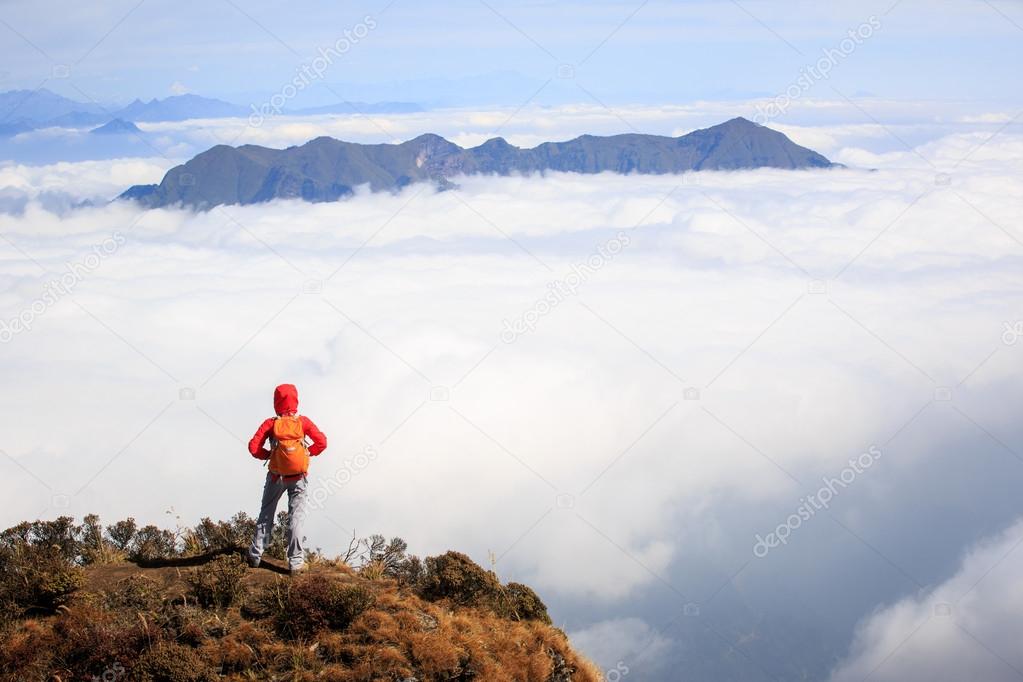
[1,0,1021,107]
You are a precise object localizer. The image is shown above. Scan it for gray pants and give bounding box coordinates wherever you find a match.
[248,472,308,569]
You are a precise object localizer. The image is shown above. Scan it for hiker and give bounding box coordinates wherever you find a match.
[247,383,327,574]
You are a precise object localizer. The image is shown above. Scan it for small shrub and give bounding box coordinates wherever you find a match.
[79,514,124,565]
[367,535,408,572]
[501,582,552,624]
[132,641,217,682]
[28,551,86,612]
[183,512,255,555]
[79,513,103,563]
[187,554,247,608]
[391,554,424,587]
[104,574,163,611]
[23,517,81,559]
[106,517,138,551]
[416,552,552,623]
[47,603,156,676]
[257,575,375,639]
[156,603,225,647]
[304,547,330,568]
[1,517,83,561]
[127,525,177,563]
[359,560,387,581]
[418,551,501,608]
[0,517,88,616]
[338,534,426,593]
[0,544,85,614]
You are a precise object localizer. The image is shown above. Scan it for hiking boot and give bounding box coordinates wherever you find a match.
[247,556,261,569]
[288,565,305,577]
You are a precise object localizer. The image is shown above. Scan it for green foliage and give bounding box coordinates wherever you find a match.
[127,524,177,563]
[0,516,80,560]
[414,551,551,623]
[188,512,256,554]
[187,554,247,608]
[343,533,424,586]
[9,546,85,613]
[79,513,104,562]
[79,513,124,565]
[391,554,425,587]
[366,535,407,570]
[0,511,261,568]
[502,582,552,624]
[0,517,86,615]
[344,537,549,622]
[106,517,138,551]
[419,550,502,608]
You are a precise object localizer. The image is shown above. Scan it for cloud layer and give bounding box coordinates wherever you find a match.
[1,122,1021,680]
[831,518,1023,682]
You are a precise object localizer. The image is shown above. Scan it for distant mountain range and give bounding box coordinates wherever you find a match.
[0,90,241,130]
[0,89,105,129]
[114,94,248,122]
[89,118,142,135]
[120,117,836,210]
[0,88,423,136]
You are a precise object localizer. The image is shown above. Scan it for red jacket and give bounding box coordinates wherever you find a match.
[248,384,327,459]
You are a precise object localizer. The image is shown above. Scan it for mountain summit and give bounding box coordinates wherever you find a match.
[120,118,837,210]
[89,118,143,135]
[0,513,599,680]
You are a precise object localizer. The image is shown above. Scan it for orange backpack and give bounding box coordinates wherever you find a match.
[269,415,310,476]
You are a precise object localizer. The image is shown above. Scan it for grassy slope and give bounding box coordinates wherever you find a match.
[1,556,601,682]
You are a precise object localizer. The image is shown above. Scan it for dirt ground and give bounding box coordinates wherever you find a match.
[83,554,344,601]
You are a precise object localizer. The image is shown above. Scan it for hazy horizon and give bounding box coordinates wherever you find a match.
[2,1,1022,108]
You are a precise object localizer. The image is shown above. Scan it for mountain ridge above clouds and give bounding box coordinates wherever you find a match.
[88,118,143,135]
[119,117,838,210]
[0,88,423,133]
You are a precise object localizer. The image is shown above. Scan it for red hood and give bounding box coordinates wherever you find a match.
[273,384,299,415]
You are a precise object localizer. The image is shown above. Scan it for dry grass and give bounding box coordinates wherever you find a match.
[0,555,599,682]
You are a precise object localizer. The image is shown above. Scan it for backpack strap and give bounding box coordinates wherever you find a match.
[269,416,280,447]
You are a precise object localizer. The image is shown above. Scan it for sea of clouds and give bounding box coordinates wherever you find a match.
[0,107,1021,680]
